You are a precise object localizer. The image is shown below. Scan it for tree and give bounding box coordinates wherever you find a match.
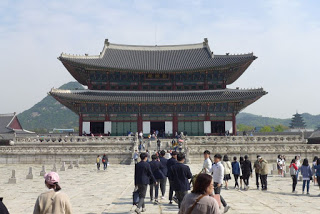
[274,125,289,132]
[259,126,273,132]
[237,124,255,132]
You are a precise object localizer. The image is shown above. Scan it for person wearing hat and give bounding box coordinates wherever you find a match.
[33,172,72,214]
[253,155,262,190]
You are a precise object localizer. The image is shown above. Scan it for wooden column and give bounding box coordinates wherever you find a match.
[79,114,83,136]
[232,113,237,136]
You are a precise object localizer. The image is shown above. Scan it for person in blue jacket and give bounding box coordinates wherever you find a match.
[232,156,241,189]
[299,158,313,195]
[149,154,165,204]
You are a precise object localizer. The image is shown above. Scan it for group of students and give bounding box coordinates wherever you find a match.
[134,149,232,214]
[289,155,320,194]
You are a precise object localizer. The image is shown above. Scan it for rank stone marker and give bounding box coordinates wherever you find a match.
[52,163,57,172]
[26,167,33,179]
[75,160,79,168]
[8,170,16,184]
[68,162,73,169]
[40,165,46,176]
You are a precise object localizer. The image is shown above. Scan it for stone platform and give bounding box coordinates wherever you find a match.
[1,164,320,214]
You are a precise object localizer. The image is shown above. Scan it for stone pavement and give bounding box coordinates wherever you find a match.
[1,164,320,214]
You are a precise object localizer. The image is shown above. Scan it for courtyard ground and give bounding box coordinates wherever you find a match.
[1,164,320,214]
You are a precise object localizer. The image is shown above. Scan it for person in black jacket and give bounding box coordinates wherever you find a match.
[0,198,9,214]
[159,150,168,199]
[168,153,192,208]
[149,154,165,204]
[134,153,157,214]
[242,155,253,191]
[167,151,178,204]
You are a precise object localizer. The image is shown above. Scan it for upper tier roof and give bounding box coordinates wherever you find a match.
[59,38,256,73]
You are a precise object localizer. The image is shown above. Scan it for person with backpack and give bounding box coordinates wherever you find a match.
[222,155,232,190]
[149,154,165,204]
[299,158,313,195]
[232,156,241,190]
[96,155,101,170]
[33,172,72,214]
[102,154,108,170]
[289,159,298,193]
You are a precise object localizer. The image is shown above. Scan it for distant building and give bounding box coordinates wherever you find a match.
[289,113,306,129]
[0,113,34,140]
[308,129,320,144]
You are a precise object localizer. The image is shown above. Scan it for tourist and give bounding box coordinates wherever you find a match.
[253,155,262,189]
[146,150,150,162]
[299,158,313,195]
[133,150,139,164]
[231,156,241,190]
[0,198,9,214]
[222,155,232,190]
[157,139,161,151]
[33,172,72,214]
[168,153,192,208]
[96,155,101,170]
[203,150,212,174]
[211,153,230,213]
[295,155,301,167]
[159,150,168,199]
[289,159,298,193]
[314,158,320,190]
[178,174,220,214]
[134,153,157,214]
[312,156,318,186]
[239,156,244,189]
[165,150,172,159]
[167,151,178,204]
[102,154,108,170]
[149,154,165,204]
[242,155,252,190]
[277,155,283,176]
[259,157,268,191]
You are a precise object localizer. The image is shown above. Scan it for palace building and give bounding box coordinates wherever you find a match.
[50,38,267,136]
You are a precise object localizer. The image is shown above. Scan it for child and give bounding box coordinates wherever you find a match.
[289,159,298,193]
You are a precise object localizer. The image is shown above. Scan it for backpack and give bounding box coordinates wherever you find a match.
[289,165,297,175]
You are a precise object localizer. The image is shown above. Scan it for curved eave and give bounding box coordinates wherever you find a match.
[49,88,267,105]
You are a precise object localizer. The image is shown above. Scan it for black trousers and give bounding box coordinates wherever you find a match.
[169,180,174,201]
[317,176,320,189]
[291,175,297,191]
[149,179,160,200]
[175,191,187,208]
[261,174,268,190]
[214,182,227,207]
[137,184,148,209]
[255,173,260,187]
[243,174,250,186]
[160,177,167,196]
[234,174,239,188]
[96,163,100,170]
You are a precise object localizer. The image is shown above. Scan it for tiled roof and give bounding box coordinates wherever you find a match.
[49,88,267,104]
[309,130,320,139]
[59,39,256,72]
[0,113,15,133]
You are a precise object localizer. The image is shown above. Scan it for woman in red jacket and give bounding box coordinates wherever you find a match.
[289,159,298,193]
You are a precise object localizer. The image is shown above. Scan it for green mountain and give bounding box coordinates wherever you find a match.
[18,82,84,132]
[18,81,320,132]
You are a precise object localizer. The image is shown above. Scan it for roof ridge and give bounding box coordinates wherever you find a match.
[0,113,15,117]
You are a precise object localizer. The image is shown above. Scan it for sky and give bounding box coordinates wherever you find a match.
[0,0,319,119]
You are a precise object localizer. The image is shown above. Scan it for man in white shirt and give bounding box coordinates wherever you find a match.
[211,154,230,213]
[203,150,212,174]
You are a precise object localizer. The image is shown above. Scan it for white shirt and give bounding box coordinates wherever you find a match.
[203,158,212,174]
[210,161,224,184]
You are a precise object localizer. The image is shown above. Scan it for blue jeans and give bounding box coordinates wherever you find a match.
[103,162,107,170]
[302,180,310,192]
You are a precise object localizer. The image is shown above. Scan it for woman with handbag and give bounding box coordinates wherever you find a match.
[33,172,72,214]
[299,158,313,195]
[178,174,220,214]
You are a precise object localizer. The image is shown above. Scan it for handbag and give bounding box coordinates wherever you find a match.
[187,194,206,214]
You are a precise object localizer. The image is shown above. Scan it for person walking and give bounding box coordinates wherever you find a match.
[178,174,220,214]
[149,154,165,204]
[312,156,318,186]
[157,139,161,151]
[231,156,241,190]
[222,155,232,190]
[96,155,101,170]
[203,150,213,174]
[253,155,262,190]
[259,157,268,191]
[102,154,108,170]
[211,154,230,213]
[289,159,298,193]
[277,155,283,176]
[239,156,244,190]
[134,153,157,214]
[133,150,139,165]
[242,155,252,191]
[159,150,168,199]
[299,158,313,195]
[33,172,72,214]
[167,151,178,204]
[314,158,320,190]
[168,153,192,208]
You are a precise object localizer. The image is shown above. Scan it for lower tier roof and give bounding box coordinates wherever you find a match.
[49,88,267,104]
